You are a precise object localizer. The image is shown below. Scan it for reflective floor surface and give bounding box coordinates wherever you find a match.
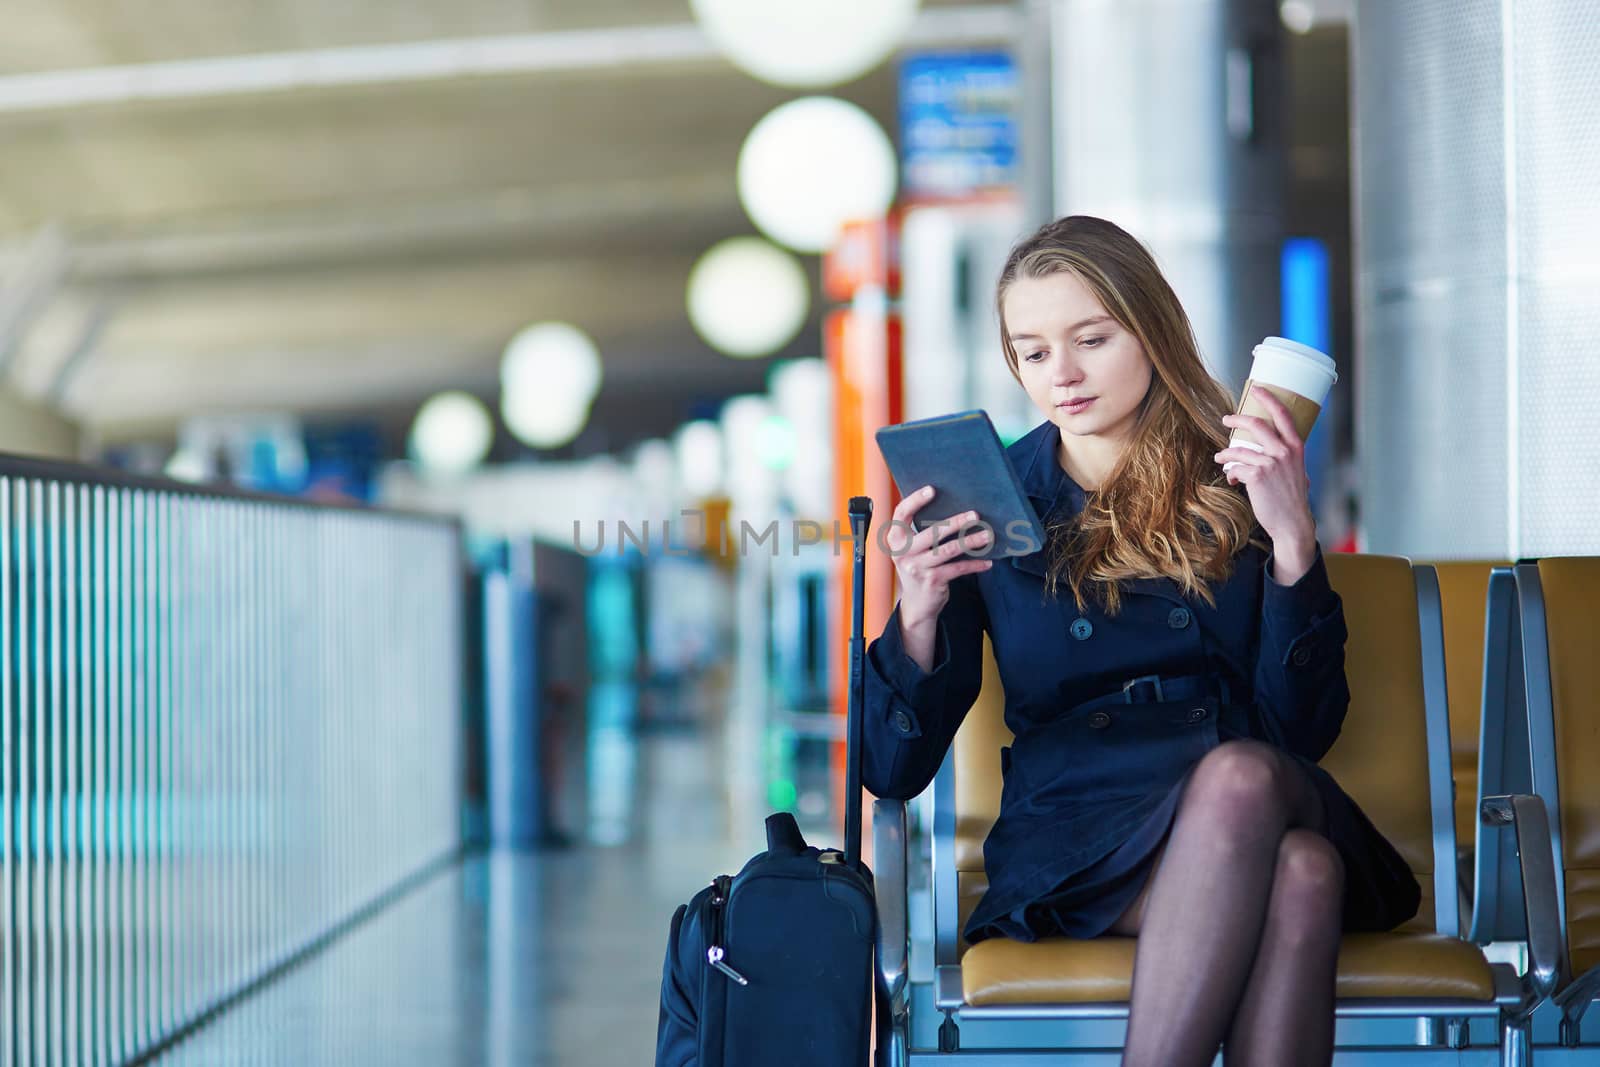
[151,728,760,1066]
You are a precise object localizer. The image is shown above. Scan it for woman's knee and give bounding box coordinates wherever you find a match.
[1182,741,1291,826]
[1269,830,1345,938]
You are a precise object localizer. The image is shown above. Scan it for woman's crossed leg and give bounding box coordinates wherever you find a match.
[1109,740,1344,1067]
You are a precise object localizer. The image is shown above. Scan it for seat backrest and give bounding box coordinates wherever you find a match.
[1431,561,1508,850]
[1529,557,1600,977]
[943,554,1449,945]
[950,635,1010,948]
[1321,554,1444,934]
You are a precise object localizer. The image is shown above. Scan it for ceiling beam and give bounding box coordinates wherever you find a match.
[0,6,1017,117]
[71,172,742,282]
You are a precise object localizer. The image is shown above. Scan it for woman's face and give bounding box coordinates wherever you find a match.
[1005,271,1154,445]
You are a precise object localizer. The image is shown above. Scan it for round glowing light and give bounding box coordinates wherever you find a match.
[687,237,810,358]
[411,391,493,477]
[738,97,898,253]
[500,321,602,448]
[690,0,921,88]
[1279,0,1315,34]
[501,390,592,449]
[501,321,602,400]
[675,420,724,498]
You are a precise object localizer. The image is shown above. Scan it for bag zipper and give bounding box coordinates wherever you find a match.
[706,874,749,986]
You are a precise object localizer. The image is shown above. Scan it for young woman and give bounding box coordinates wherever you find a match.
[862,215,1419,1066]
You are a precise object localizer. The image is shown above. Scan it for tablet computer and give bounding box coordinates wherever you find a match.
[874,410,1048,560]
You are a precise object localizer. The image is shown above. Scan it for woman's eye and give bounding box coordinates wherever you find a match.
[1079,336,1105,348]
[1024,350,1047,363]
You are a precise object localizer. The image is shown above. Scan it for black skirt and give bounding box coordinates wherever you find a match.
[967,753,1422,944]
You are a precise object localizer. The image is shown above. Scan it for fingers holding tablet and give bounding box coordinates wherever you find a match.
[887,485,936,552]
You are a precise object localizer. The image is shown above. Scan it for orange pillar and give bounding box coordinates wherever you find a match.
[824,217,904,852]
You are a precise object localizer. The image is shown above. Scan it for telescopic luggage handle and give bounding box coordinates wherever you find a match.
[844,495,872,870]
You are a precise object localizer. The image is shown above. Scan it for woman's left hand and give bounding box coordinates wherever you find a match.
[1215,390,1318,583]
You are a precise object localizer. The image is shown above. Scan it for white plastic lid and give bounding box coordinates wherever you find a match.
[1255,336,1337,377]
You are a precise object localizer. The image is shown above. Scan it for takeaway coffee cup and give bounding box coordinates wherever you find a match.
[1226,337,1338,466]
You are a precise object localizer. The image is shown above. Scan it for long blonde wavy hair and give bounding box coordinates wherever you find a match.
[997,215,1264,615]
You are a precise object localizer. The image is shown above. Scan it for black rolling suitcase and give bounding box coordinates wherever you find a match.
[655,496,882,1067]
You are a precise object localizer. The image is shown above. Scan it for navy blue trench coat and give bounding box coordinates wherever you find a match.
[862,419,1421,944]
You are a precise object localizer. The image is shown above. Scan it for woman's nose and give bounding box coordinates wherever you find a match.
[1050,353,1083,386]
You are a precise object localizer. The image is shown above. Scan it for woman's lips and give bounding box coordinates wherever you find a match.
[1058,397,1096,415]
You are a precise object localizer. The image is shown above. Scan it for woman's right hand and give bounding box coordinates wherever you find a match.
[887,485,994,632]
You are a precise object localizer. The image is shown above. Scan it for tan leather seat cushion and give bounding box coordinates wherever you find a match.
[1538,558,1600,977]
[962,932,1496,1006]
[1567,867,1600,977]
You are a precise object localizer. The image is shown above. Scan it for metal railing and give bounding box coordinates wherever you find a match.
[1,454,464,1066]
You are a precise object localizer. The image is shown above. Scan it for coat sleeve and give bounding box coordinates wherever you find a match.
[861,572,988,801]
[1251,542,1351,762]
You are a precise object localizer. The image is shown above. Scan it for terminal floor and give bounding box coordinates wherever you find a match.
[152,728,759,1066]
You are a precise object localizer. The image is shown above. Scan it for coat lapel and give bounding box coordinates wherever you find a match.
[1009,422,1072,579]
[1001,422,1187,606]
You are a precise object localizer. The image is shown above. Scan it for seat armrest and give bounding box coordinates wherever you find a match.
[1553,964,1600,1037]
[874,798,909,1006]
[1480,794,1563,1004]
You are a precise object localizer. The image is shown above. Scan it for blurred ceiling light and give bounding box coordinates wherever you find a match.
[690,0,922,88]
[1279,1,1316,34]
[675,419,725,498]
[687,237,810,358]
[501,389,593,449]
[501,321,602,448]
[411,391,493,477]
[502,321,602,400]
[738,97,898,253]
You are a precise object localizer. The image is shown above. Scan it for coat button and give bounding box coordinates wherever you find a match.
[1168,607,1192,630]
[1186,707,1207,723]
[1088,711,1112,729]
[1070,618,1094,641]
[1291,646,1312,667]
[893,711,914,734]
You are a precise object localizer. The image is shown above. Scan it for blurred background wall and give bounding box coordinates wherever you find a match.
[1353,0,1600,559]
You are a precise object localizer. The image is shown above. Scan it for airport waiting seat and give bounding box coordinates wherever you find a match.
[872,556,1560,1065]
[1513,558,1600,1046]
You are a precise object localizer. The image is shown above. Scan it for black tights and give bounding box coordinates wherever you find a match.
[1115,741,1345,1067]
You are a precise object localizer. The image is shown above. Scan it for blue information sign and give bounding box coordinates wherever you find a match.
[898,51,1019,198]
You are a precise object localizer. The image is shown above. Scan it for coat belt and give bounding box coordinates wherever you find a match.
[1066,673,1234,716]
